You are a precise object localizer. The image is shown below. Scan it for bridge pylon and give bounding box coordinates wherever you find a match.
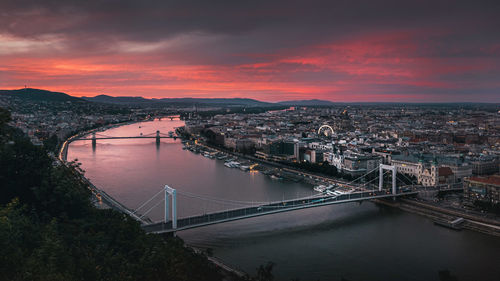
[91,132,96,147]
[164,185,177,229]
[156,130,161,145]
[379,164,397,195]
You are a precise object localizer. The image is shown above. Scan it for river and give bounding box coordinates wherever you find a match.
[67,119,500,281]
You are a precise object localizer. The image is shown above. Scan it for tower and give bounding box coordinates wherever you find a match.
[164,185,177,229]
[92,132,97,148]
[417,155,424,183]
[431,156,438,186]
[379,164,397,194]
[156,130,161,145]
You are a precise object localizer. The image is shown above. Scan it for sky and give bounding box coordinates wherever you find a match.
[0,0,499,102]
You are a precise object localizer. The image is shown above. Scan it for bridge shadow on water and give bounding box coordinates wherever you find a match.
[191,202,404,243]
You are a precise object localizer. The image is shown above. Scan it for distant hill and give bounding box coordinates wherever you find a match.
[277,99,336,106]
[154,97,274,107]
[0,88,85,102]
[0,88,338,107]
[83,95,154,104]
[84,95,275,107]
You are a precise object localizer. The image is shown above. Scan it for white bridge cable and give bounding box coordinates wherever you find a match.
[397,172,418,185]
[136,165,392,216]
[139,197,165,219]
[341,165,381,186]
[260,171,391,209]
[144,177,402,220]
[177,193,318,212]
[177,186,339,205]
[358,170,389,189]
[176,190,271,205]
[196,173,388,211]
[170,166,387,207]
[133,188,166,214]
[176,172,386,208]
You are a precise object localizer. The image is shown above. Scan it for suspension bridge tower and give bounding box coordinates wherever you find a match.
[156,130,161,145]
[379,164,397,195]
[91,132,97,148]
[164,185,177,229]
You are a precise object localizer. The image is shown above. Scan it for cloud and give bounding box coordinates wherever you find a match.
[0,0,499,101]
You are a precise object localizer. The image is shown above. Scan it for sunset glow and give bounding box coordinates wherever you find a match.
[1,1,499,102]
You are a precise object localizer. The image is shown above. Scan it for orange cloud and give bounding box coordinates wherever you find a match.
[1,28,499,102]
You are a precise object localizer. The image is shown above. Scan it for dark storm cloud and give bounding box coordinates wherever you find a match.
[2,0,499,42]
[1,0,498,64]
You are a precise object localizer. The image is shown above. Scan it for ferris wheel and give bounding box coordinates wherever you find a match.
[318,124,334,137]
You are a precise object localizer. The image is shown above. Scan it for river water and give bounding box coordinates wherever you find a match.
[67,119,500,281]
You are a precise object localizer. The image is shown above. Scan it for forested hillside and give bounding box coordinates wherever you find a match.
[0,107,226,281]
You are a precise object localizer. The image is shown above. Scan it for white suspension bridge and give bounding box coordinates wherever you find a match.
[59,129,461,234]
[123,164,458,234]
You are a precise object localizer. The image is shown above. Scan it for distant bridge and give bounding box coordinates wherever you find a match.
[70,130,179,146]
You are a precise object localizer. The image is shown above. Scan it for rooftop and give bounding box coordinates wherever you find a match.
[467,175,500,186]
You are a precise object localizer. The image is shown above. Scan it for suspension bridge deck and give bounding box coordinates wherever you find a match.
[142,190,418,234]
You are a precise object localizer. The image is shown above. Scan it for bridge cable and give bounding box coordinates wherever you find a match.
[342,165,381,186]
[133,188,166,214]
[143,166,391,215]
[397,172,418,185]
[172,172,390,214]
[176,190,270,205]
[358,170,388,189]
[177,185,337,205]
[139,197,165,219]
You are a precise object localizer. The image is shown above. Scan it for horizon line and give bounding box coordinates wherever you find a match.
[2,87,500,104]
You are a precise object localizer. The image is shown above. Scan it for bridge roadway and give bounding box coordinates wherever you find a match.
[142,189,418,234]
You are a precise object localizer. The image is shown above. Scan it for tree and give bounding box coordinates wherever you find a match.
[438,269,459,281]
[255,262,275,281]
[43,134,59,152]
[0,107,11,126]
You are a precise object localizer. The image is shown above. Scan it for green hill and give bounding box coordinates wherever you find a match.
[0,88,85,102]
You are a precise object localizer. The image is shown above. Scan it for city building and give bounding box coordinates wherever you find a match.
[464,175,500,205]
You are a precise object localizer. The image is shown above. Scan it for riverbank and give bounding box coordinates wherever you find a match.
[189,246,247,279]
[194,141,355,188]
[374,198,500,237]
